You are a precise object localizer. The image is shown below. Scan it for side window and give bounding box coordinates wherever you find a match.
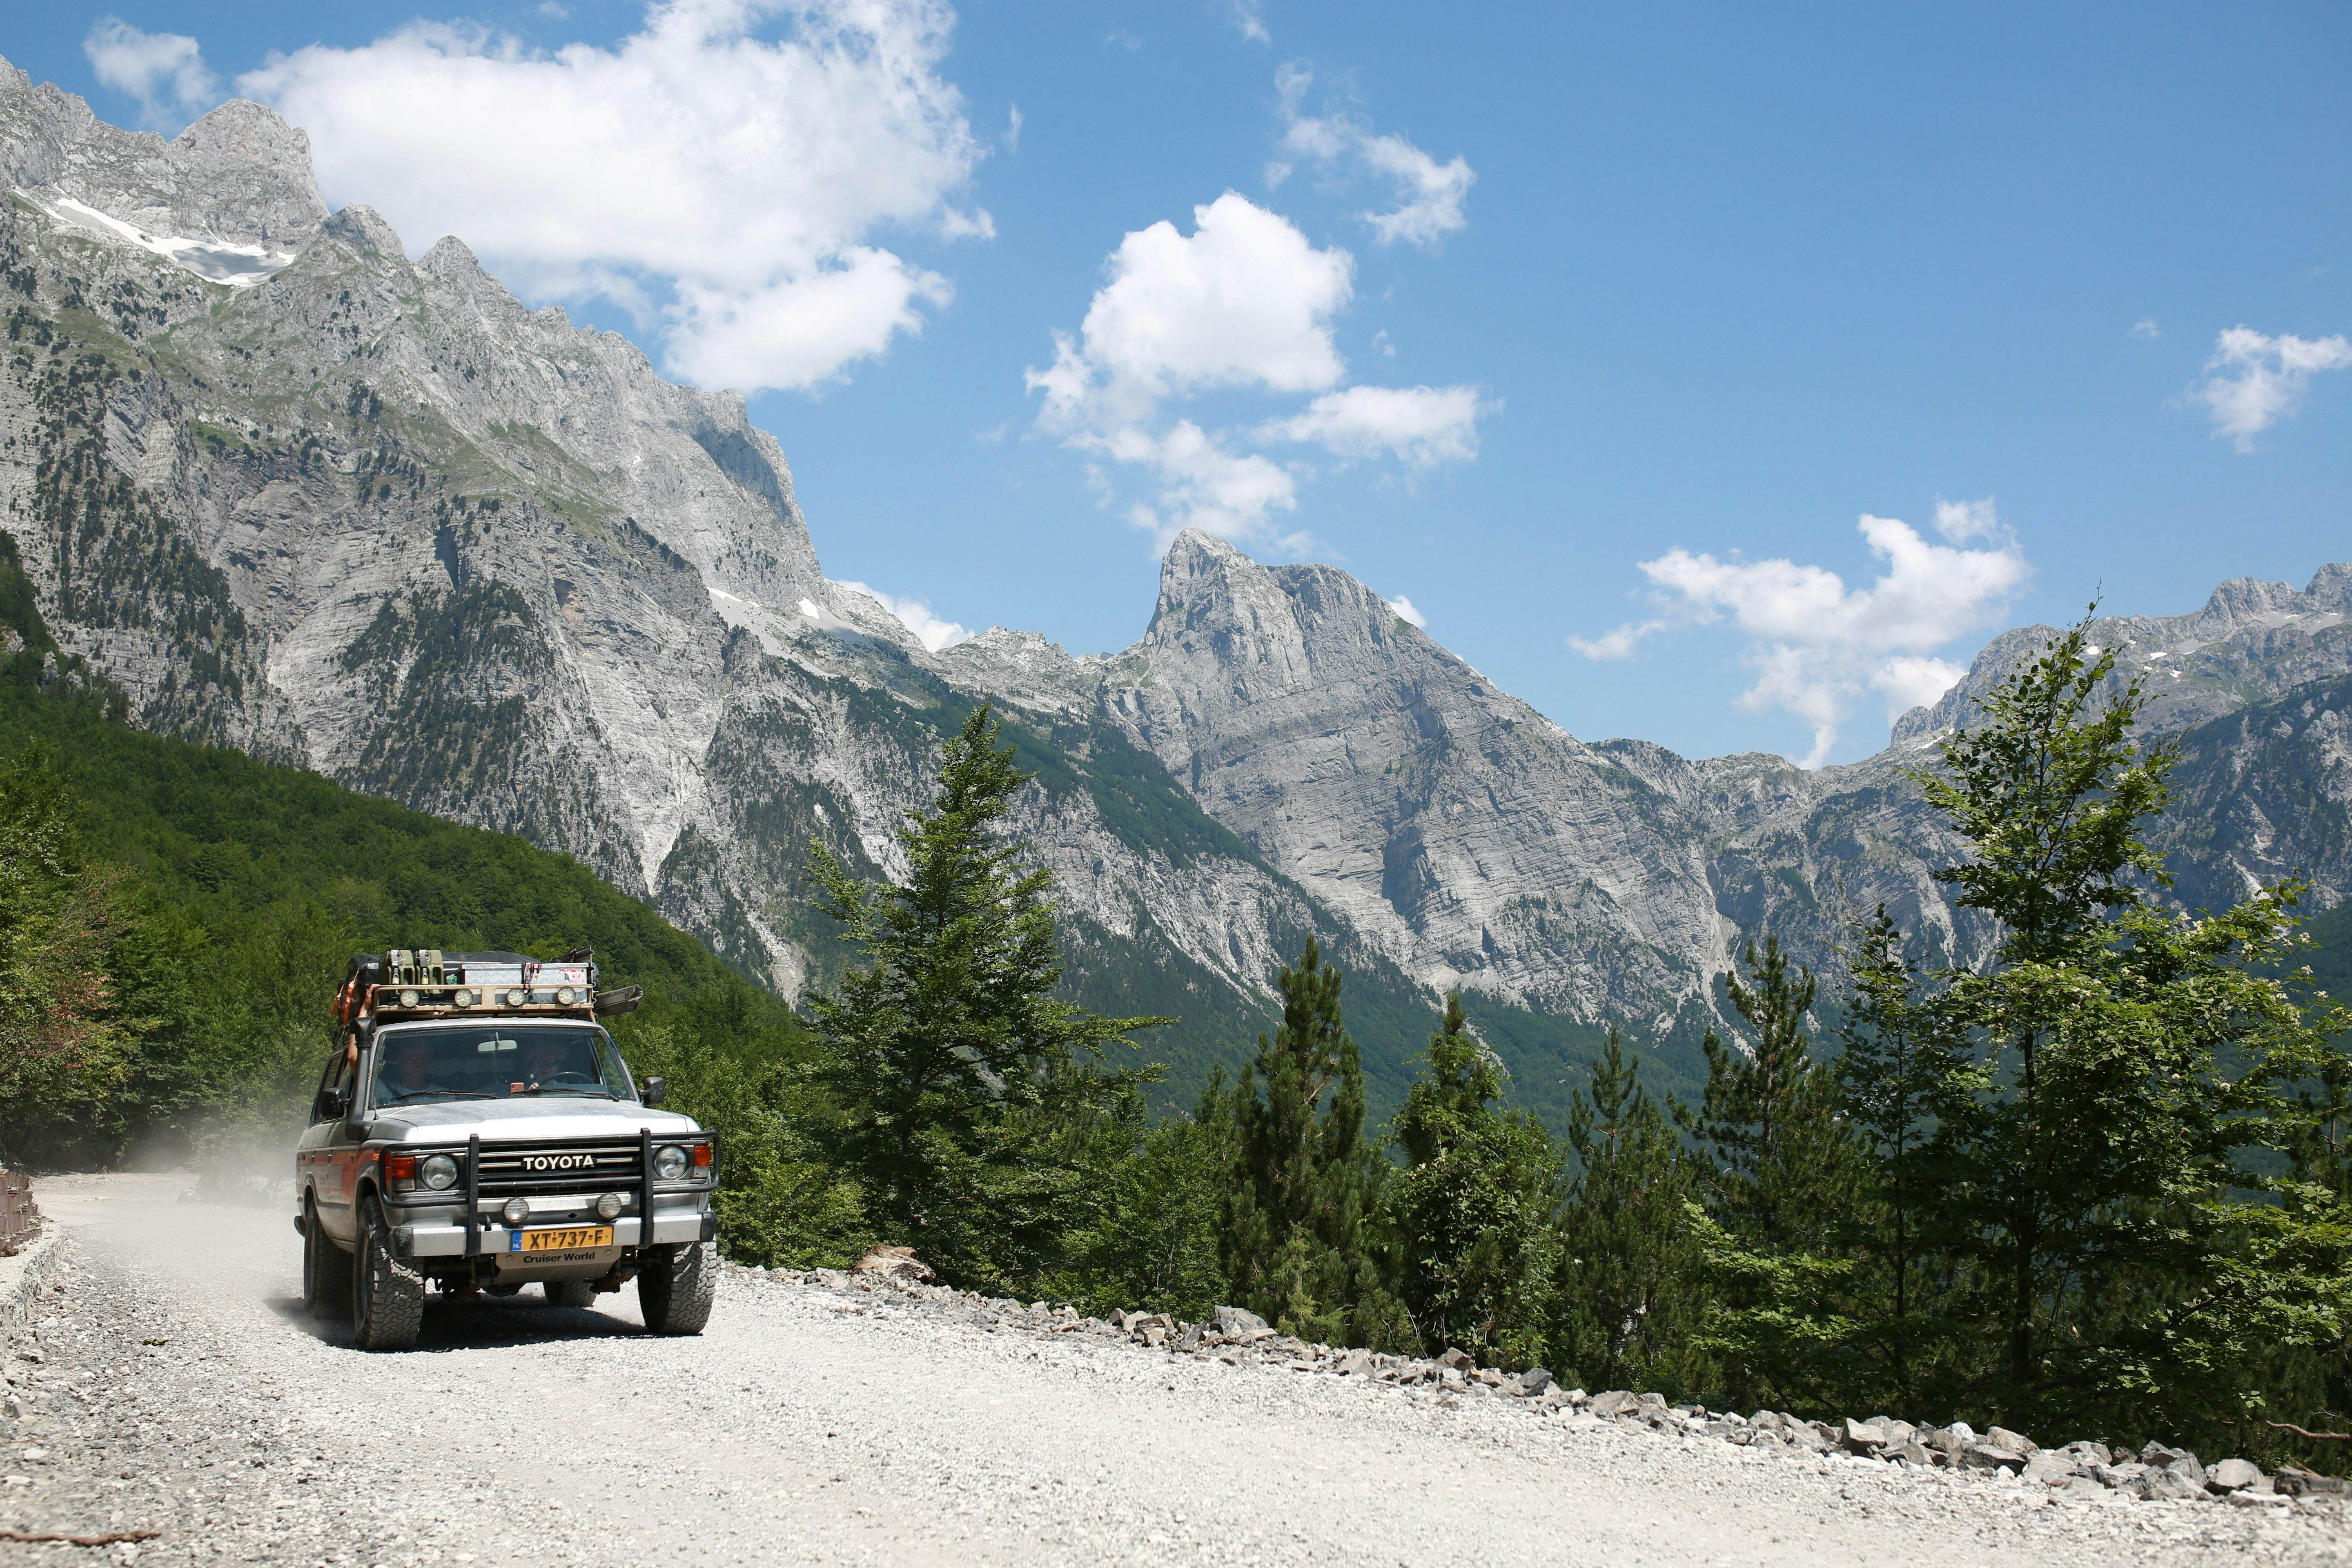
[313,1045,354,1123]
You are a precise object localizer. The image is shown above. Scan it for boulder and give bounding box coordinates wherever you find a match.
[2024,1450,2082,1486]
[1213,1305,1274,1342]
[2276,1466,2352,1498]
[1984,1425,2037,1457]
[2205,1458,2265,1494]
[1588,1390,1637,1417]
[1962,1444,2027,1473]
[852,1245,935,1283]
[1437,1346,1475,1370]
[1175,1323,1203,1353]
[1337,1349,1376,1378]
[1636,1391,1669,1413]
[1516,1368,1555,1397]
[1843,1417,1888,1453]
[2144,1467,2206,1502]
[1893,1439,1932,1466]
[2089,1461,2151,1497]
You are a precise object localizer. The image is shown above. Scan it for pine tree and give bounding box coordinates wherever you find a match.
[1831,905,1971,1412]
[1211,937,1401,1347]
[1677,936,1855,1253]
[805,704,1165,1292]
[1382,993,1559,1363]
[1552,1031,1701,1393]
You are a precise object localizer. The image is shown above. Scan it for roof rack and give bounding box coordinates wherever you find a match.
[337,949,638,1027]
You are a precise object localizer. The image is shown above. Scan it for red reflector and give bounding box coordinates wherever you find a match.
[385,1154,417,1180]
[691,1143,713,1168]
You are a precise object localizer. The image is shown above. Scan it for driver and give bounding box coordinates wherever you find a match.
[519,1036,574,1089]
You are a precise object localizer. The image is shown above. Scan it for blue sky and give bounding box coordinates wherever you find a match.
[9,2,2350,765]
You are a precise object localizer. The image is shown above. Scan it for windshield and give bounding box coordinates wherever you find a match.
[370,1023,634,1106]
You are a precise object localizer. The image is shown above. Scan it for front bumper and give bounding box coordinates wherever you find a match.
[391,1209,714,1258]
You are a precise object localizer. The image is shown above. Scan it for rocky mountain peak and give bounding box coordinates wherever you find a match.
[0,60,323,264]
[1892,559,2352,746]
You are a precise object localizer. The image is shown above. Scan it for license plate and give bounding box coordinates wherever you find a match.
[510,1225,613,1253]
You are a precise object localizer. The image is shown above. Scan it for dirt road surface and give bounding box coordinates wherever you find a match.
[1,1175,2343,1567]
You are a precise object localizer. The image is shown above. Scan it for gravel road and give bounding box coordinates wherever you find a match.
[2,1174,2345,1568]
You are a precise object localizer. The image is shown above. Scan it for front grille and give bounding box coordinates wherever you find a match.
[473,1140,646,1197]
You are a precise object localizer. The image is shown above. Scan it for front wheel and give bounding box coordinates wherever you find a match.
[637,1242,715,1336]
[301,1198,351,1320]
[352,1193,425,1351]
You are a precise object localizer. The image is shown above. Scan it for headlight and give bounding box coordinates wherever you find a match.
[419,1154,459,1191]
[505,989,526,1006]
[555,986,577,1005]
[653,1145,689,1181]
[399,989,420,1007]
[453,989,475,1007]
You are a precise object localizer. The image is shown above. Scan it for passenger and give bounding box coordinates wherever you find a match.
[385,1039,452,1099]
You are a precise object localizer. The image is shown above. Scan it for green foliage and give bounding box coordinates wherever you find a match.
[804,704,1167,1294]
[0,678,812,1225]
[1550,1031,1702,1394]
[1039,1092,1232,1322]
[1382,993,1558,1363]
[1208,936,1408,1348]
[0,739,135,1163]
[1677,938,1856,1254]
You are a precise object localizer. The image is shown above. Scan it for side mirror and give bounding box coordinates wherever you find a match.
[317,1087,347,1121]
[641,1076,666,1109]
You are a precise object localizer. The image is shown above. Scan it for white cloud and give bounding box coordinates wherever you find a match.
[1385,594,1426,628]
[1567,619,1669,662]
[1103,421,1306,553]
[1256,383,1486,469]
[1028,192,1352,430]
[1273,65,1473,249]
[2192,325,2352,452]
[238,0,987,394]
[839,581,973,650]
[1570,504,2029,767]
[2131,317,2161,340]
[1930,496,2005,544]
[1228,2,1272,44]
[85,18,219,132]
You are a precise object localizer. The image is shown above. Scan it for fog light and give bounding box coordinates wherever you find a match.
[453,989,476,1007]
[420,1154,459,1191]
[501,1197,530,1226]
[595,1192,624,1221]
[555,986,577,1005]
[399,989,420,1007]
[653,1145,688,1181]
[506,989,526,1006]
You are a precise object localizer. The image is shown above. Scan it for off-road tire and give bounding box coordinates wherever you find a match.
[351,1193,425,1351]
[544,1279,598,1310]
[637,1241,715,1336]
[301,1198,352,1320]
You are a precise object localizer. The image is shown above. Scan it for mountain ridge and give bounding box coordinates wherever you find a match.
[1,63,2345,1120]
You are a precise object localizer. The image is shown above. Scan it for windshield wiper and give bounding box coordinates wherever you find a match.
[513,1087,619,1099]
[381,1089,500,1104]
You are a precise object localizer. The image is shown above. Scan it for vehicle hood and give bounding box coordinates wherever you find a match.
[365,1099,703,1143]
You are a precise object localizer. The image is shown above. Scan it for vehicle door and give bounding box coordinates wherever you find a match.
[314,1040,367,1243]
[295,1051,343,1224]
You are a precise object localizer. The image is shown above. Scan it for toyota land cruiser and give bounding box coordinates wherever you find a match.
[294,949,719,1351]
